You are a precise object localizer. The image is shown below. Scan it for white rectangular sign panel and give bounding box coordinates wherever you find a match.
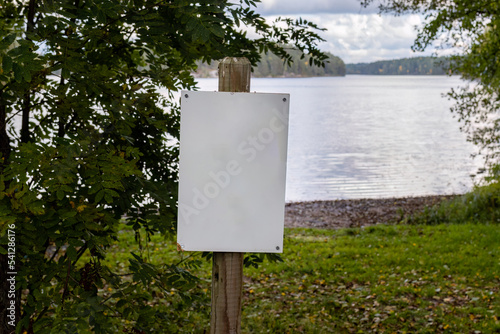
[177,90,290,253]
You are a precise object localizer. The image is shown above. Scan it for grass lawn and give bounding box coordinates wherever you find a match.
[105,222,500,333]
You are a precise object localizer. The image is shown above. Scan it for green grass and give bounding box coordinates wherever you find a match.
[243,224,500,333]
[103,222,500,333]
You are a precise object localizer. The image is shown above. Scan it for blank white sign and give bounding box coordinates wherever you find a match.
[177,91,290,253]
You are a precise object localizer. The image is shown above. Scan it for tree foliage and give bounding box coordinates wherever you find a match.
[361,0,500,172]
[0,0,327,332]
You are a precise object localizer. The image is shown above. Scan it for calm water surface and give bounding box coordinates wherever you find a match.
[197,76,479,202]
[12,76,475,202]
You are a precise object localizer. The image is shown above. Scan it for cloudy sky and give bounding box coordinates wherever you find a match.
[255,0,438,64]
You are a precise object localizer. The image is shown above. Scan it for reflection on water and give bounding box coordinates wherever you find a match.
[198,76,479,202]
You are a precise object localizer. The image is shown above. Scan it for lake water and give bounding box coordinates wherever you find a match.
[196,76,480,202]
[14,75,478,202]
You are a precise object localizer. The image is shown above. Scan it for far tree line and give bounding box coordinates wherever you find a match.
[196,54,452,78]
[195,50,346,78]
[346,56,451,75]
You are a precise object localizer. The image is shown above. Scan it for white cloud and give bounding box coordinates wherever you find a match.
[262,13,440,63]
[253,0,450,63]
[257,0,379,15]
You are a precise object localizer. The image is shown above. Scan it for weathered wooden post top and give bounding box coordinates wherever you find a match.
[177,57,290,334]
[218,57,251,92]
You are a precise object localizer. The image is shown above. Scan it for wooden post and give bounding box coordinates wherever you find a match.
[210,252,244,334]
[210,57,251,334]
[218,57,251,93]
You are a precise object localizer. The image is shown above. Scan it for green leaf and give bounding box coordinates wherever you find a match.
[60,209,77,219]
[209,24,225,38]
[2,55,12,72]
[23,67,31,82]
[0,33,16,49]
[104,193,113,204]
[116,299,127,309]
[56,189,65,201]
[66,245,77,260]
[95,189,105,203]
[12,62,23,82]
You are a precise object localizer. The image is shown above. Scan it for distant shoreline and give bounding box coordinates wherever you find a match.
[346,56,450,75]
[193,73,452,79]
[194,55,450,78]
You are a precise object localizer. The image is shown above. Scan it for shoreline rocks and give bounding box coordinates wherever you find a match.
[285,195,458,229]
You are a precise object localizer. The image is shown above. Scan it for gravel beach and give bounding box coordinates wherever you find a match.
[284,195,458,229]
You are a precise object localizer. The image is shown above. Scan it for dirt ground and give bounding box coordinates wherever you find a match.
[284,195,458,229]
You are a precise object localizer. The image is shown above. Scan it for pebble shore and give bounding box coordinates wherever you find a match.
[284,195,458,229]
